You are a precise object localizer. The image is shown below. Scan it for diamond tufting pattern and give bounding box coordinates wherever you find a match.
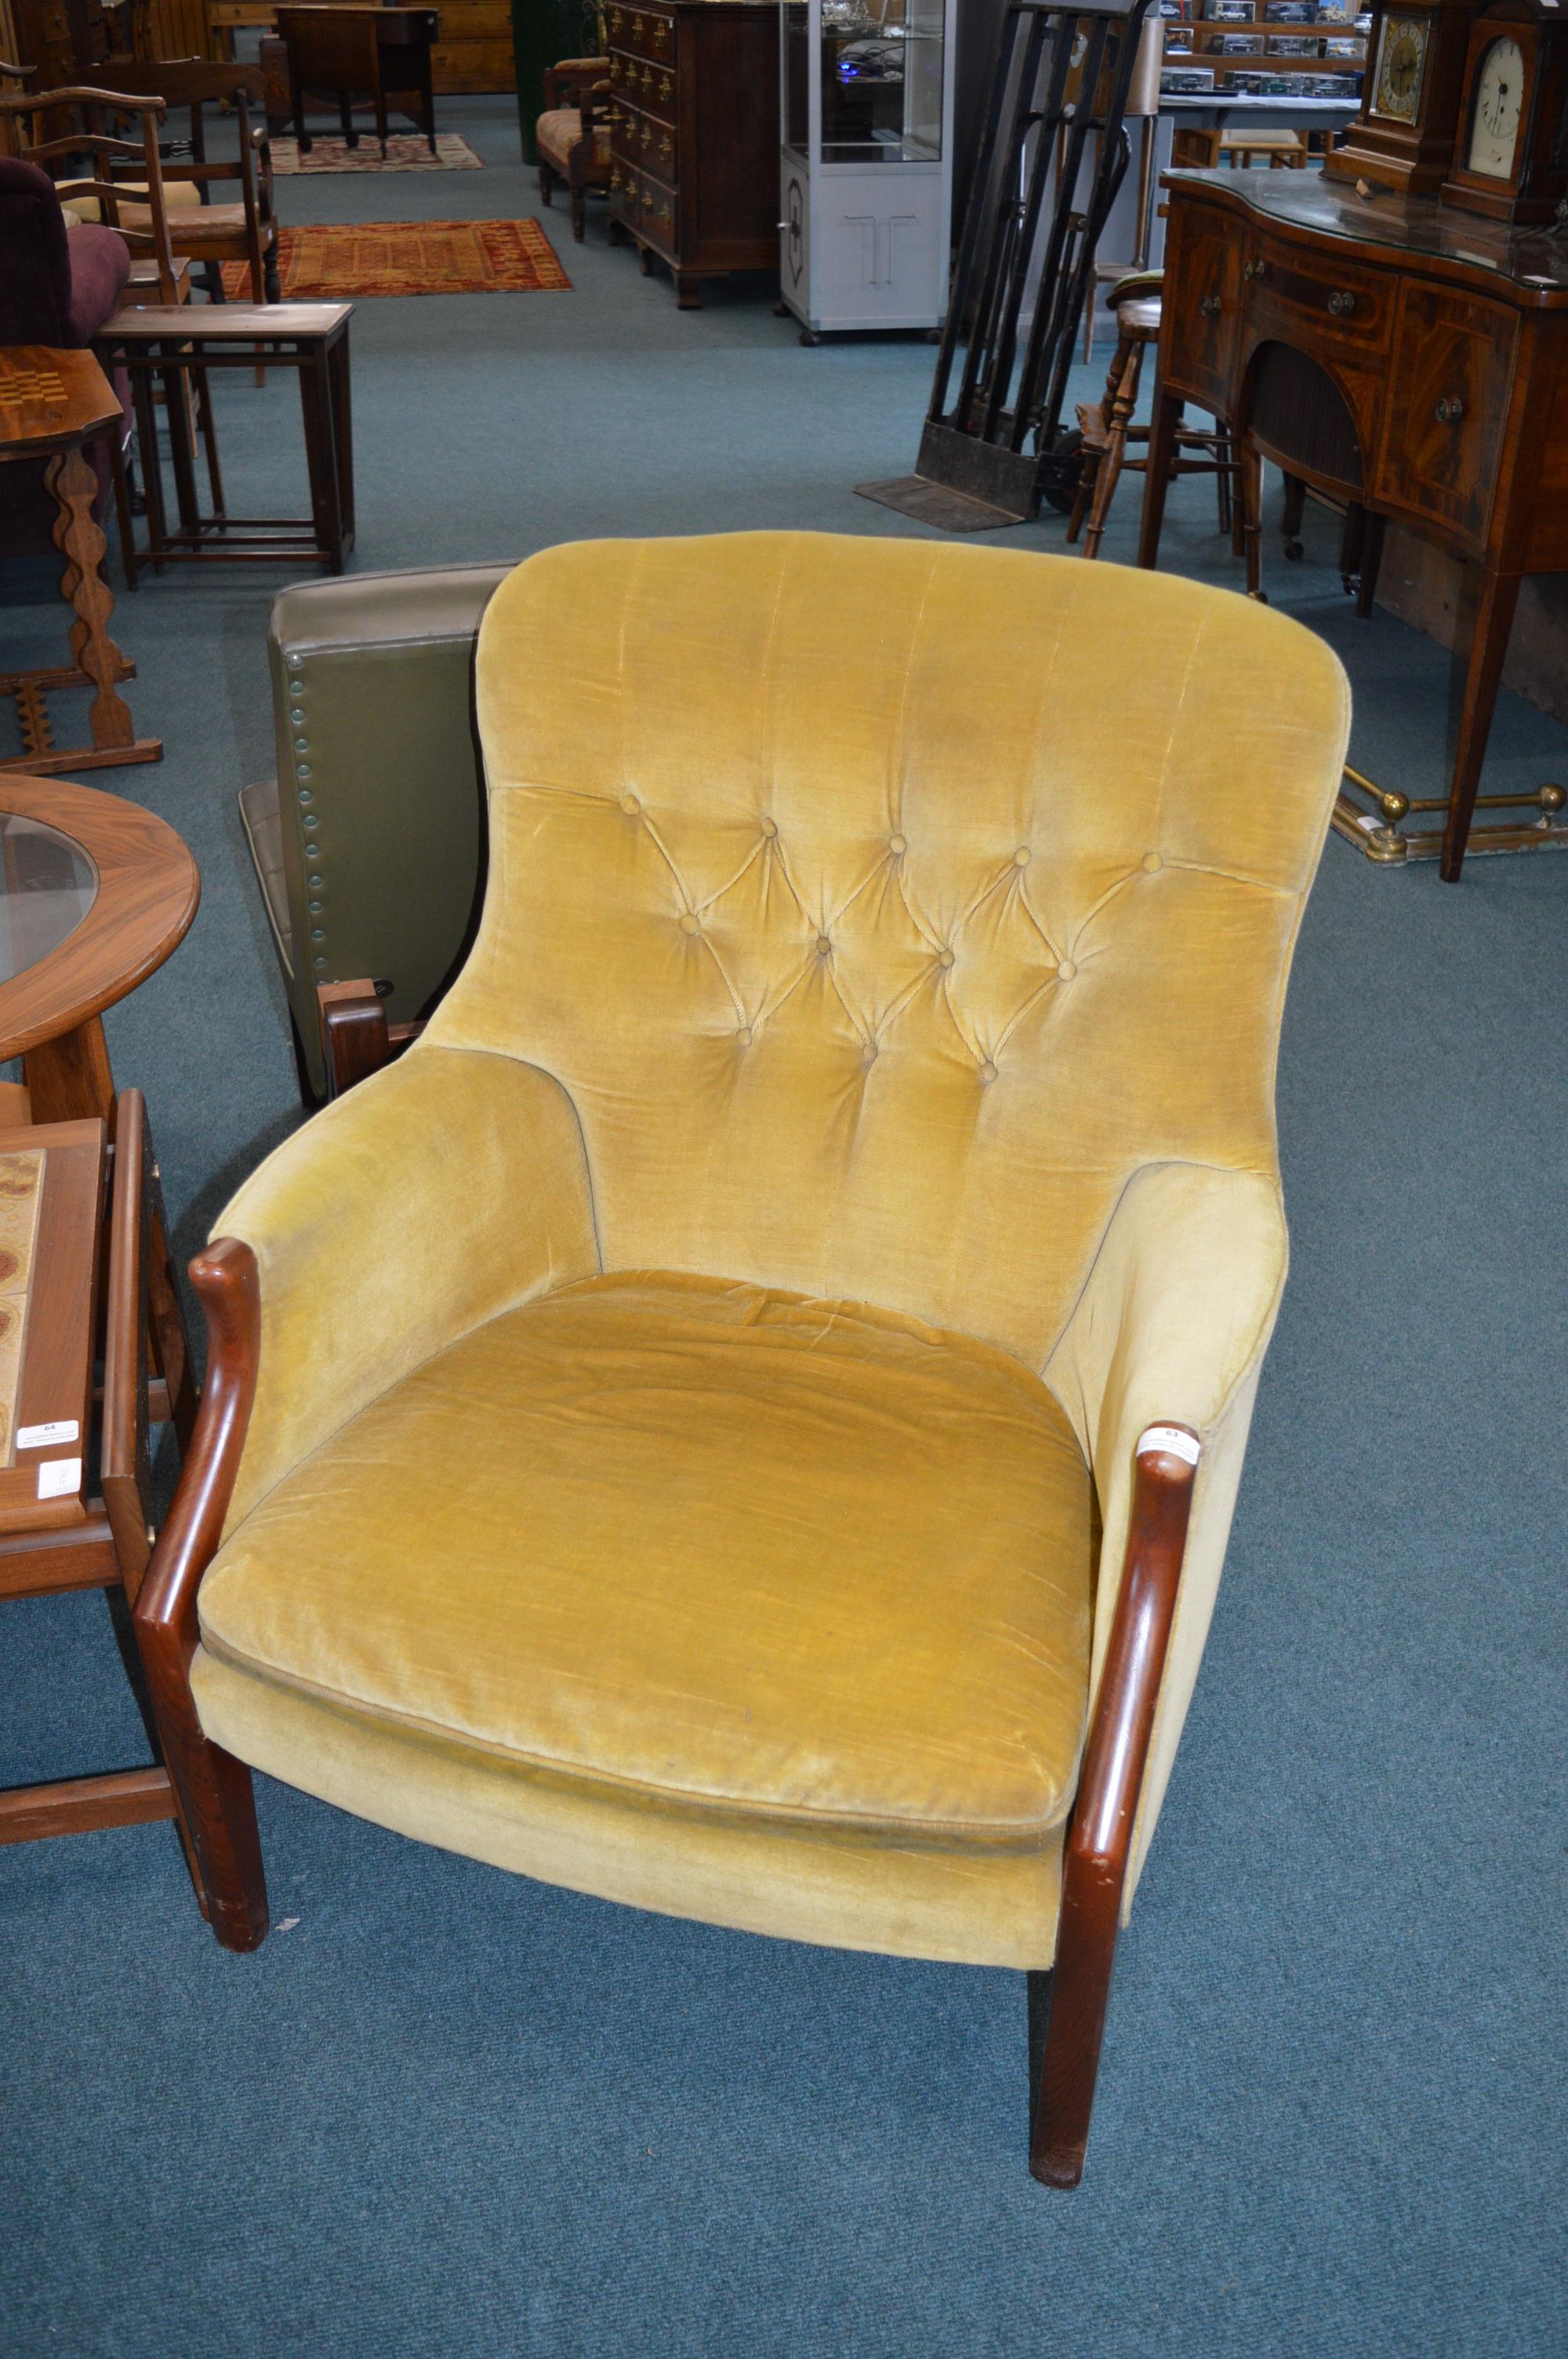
[435,531,1349,1369]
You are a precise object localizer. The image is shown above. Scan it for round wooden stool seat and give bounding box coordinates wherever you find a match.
[1112,295,1162,338]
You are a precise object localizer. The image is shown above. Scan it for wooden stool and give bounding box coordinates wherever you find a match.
[0,1093,206,1902]
[96,301,354,580]
[1068,280,1238,562]
[0,347,162,777]
[1169,127,1308,169]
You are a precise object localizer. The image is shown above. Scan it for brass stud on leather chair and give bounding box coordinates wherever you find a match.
[136,532,1350,2187]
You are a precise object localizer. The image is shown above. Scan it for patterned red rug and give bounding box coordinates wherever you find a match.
[270,133,485,173]
[223,219,571,299]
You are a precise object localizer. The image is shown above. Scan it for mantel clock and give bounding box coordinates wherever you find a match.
[1439,0,1568,220]
[1323,0,1477,192]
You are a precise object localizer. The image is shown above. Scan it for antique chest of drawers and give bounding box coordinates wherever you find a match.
[604,0,779,308]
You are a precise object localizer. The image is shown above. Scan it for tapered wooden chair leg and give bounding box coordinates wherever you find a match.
[1030,1427,1199,2186]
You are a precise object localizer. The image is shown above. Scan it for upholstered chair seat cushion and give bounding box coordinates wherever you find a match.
[192,1269,1092,1963]
[64,180,207,222]
[113,195,245,238]
[535,106,610,171]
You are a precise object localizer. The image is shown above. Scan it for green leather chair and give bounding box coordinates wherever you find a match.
[241,563,510,1099]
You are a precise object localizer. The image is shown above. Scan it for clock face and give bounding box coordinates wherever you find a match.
[1374,10,1429,122]
[1466,35,1526,177]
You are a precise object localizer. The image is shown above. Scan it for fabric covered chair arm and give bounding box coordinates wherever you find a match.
[213,1043,600,1533]
[542,57,609,106]
[1042,1160,1289,1910]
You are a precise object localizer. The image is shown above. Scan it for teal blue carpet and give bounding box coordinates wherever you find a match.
[1,99,1563,2359]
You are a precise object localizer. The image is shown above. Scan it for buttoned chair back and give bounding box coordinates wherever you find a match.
[437,531,1345,1369]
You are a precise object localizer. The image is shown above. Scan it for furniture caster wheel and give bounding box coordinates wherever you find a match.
[1283,538,1303,561]
[799,329,821,346]
[1036,425,1083,515]
[1248,589,1270,604]
[924,325,942,343]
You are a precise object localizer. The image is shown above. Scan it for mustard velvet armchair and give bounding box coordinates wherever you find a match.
[137,532,1349,2187]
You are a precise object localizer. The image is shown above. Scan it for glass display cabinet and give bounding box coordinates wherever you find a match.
[779,0,954,339]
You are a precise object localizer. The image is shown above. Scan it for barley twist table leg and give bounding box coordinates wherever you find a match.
[45,442,136,752]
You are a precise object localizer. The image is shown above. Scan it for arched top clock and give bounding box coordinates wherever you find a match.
[1439,0,1568,220]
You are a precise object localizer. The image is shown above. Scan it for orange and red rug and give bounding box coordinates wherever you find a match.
[223,219,571,299]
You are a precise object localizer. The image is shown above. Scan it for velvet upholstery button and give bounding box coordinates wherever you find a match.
[888,832,906,855]
[938,947,954,969]
[620,794,640,815]
[1014,847,1031,867]
[1057,958,1077,980]
[736,1027,753,1046]
[816,935,832,955]
[1142,851,1163,873]
[862,1041,877,1062]
[978,1060,997,1083]
[760,817,778,838]
[679,914,700,936]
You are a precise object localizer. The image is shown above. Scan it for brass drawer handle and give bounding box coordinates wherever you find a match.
[1243,258,1266,281]
[631,13,643,34]
[609,55,620,77]
[1327,289,1356,316]
[1200,293,1221,317]
[641,64,653,88]
[609,8,623,26]
[655,20,668,45]
[1435,395,1465,424]
[659,72,672,97]
[659,133,672,162]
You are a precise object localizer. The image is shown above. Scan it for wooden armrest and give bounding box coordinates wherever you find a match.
[318,979,422,1099]
[102,1089,154,1601]
[1031,1423,1200,2187]
[542,56,609,105]
[132,1236,269,1953]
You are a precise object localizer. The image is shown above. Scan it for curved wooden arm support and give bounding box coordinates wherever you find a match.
[1031,1423,1200,2188]
[132,1237,269,1953]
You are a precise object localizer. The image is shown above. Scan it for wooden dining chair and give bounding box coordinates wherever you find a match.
[96,57,280,306]
[0,88,228,559]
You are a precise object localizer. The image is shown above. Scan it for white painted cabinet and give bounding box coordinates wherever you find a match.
[779,0,954,337]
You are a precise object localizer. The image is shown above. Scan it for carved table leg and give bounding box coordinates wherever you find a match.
[1440,566,1522,882]
[45,446,136,753]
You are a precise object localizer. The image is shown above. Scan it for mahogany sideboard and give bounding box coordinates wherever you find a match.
[604,0,779,309]
[1137,167,1568,878]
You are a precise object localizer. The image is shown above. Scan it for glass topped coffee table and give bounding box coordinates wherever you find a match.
[0,773,199,1124]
